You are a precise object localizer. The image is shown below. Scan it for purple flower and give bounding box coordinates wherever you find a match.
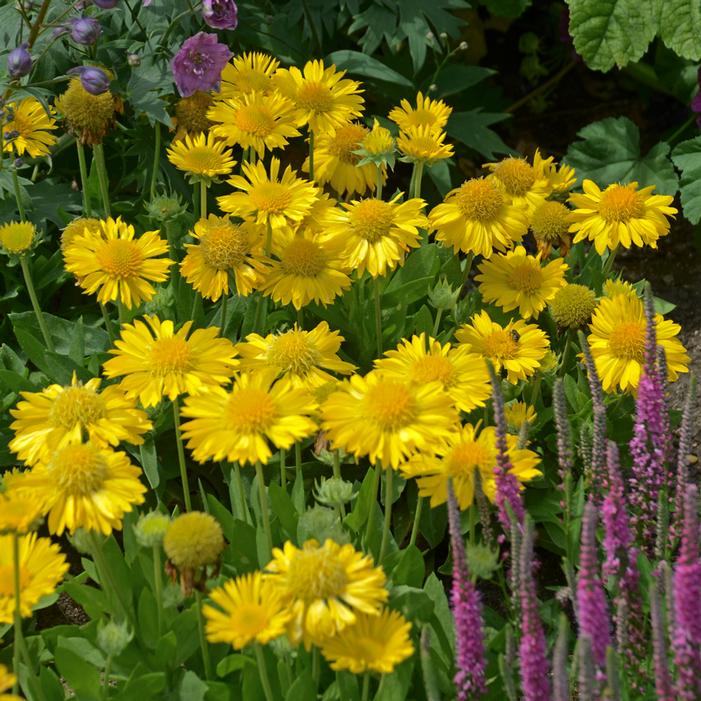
[71,17,102,45]
[447,481,486,700]
[68,66,110,95]
[650,571,675,701]
[202,0,238,30]
[171,32,231,98]
[7,44,32,79]
[518,520,551,701]
[93,0,119,7]
[576,499,611,670]
[602,442,634,581]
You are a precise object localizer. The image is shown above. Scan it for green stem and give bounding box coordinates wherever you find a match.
[220,294,228,335]
[409,496,423,548]
[308,129,315,181]
[364,465,381,552]
[233,462,251,525]
[20,256,54,352]
[255,461,273,560]
[294,442,302,482]
[255,644,275,701]
[375,165,383,200]
[312,646,320,688]
[11,167,26,220]
[172,401,192,512]
[103,654,112,699]
[152,544,163,637]
[373,276,383,358]
[602,247,617,278]
[149,121,161,201]
[279,449,287,490]
[361,673,370,701]
[432,309,443,338]
[200,180,208,220]
[462,253,474,287]
[100,303,115,345]
[92,143,111,217]
[379,466,394,563]
[411,161,424,199]
[194,591,212,680]
[88,532,132,624]
[76,140,92,216]
[332,451,345,517]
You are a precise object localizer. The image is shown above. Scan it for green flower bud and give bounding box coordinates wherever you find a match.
[97,620,133,657]
[297,506,348,545]
[134,511,171,548]
[428,277,460,311]
[314,477,355,509]
[466,542,500,580]
[146,194,187,221]
[70,527,96,554]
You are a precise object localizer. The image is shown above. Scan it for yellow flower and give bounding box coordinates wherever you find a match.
[587,293,689,392]
[166,132,236,181]
[180,216,266,301]
[102,316,238,407]
[217,52,281,98]
[218,157,319,230]
[172,91,213,139]
[274,59,364,133]
[456,310,549,384]
[549,283,596,330]
[389,91,452,132]
[429,177,528,258]
[0,533,68,623]
[3,98,57,157]
[61,216,102,250]
[306,122,380,197]
[63,216,173,309]
[324,194,427,277]
[9,374,151,467]
[374,334,491,413]
[204,572,291,649]
[16,442,146,535]
[568,180,677,255]
[403,423,541,509]
[180,370,318,466]
[530,200,571,256]
[54,78,117,145]
[503,401,537,434]
[0,221,36,255]
[321,608,413,674]
[258,226,351,310]
[603,278,638,300]
[236,321,355,388]
[396,125,454,165]
[208,91,300,157]
[265,539,387,646]
[321,370,458,468]
[361,119,395,160]
[164,512,224,570]
[0,662,23,701]
[475,245,568,319]
[0,487,43,534]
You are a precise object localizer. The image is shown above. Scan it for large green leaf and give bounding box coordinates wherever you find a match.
[325,50,413,87]
[446,110,512,159]
[566,0,657,72]
[671,135,701,224]
[659,0,701,60]
[564,117,679,193]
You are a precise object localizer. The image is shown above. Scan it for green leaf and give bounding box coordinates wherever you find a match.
[392,545,425,587]
[566,0,658,72]
[179,670,208,701]
[140,438,160,489]
[285,670,315,701]
[658,0,701,60]
[325,50,413,87]
[268,481,298,537]
[447,111,512,159]
[480,0,532,18]
[383,245,441,307]
[54,644,102,701]
[435,64,495,98]
[671,135,701,224]
[216,653,256,678]
[113,672,166,700]
[564,117,679,194]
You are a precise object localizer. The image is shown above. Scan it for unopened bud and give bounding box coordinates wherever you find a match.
[71,17,102,45]
[7,44,32,79]
[97,620,133,656]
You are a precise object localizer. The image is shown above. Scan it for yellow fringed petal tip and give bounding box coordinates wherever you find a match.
[164,511,224,570]
[203,571,291,649]
[320,608,414,674]
[54,78,117,145]
[587,293,689,393]
[0,221,36,254]
[389,91,452,132]
[265,538,388,647]
[549,283,597,330]
[0,533,69,624]
[3,97,58,158]
[396,125,453,165]
[166,131,236,179]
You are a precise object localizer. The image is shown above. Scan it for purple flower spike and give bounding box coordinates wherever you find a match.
[71,17,102,45]
[650,572,675,701]
[7,44,32,79]
[171,32,231,97]
[447,481,486,700]
[202,0,238,30]
[576,499,611,671]
[602,442,634,582]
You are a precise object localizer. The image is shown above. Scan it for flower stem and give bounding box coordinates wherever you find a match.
[410,161,424,199]
[308,129,315,181]
[172,401,192,512]
[255,461,273,560]
[76,140,92,216]
[200,180,208,220]
[364,465,381,552]
[361,673,370,701]
[279,449,287,490]
[152,544,163,637]
[373,276,383,358]
[194,590,212,680]
[233,462,252,524]
[149,121,161,201]
[312,646,320,688]
[332,451,345,517]
[254,644,275,701]
[100,302,116,345]
[379,466,394,563]
[375,165,383,200]
[294,442,302,482]
[20,255,54,352]
[92,143,111,217]
[219,294,228,335]
[409,495,424,548]
[432,309,443,338]
[103,654,112,699]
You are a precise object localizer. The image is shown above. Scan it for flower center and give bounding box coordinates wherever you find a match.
[182,146,226,174]
[364,381,416,431]
[150,337,192,376]
[296,81,334,114]
[280,238,327,277]
[268,331,320,376]
[405,135,439,157]
[598,185,645,223]
[234,104,276,137]
[349,199,394,243]
[49,385,105,430]
[608,321,645,361]
[96,239,144,279]
[226,387,278,433]
[455,180,504,221]
[491,158,536,196]
[328,124,367,164]
[0,222,35,253]
[249,182,293,214]
[481,329,518,360]
[285,547,348,601]
[200,222,248,269]
[49,444,110,496]
[410,355,455,386]
[407,109,439,129]
[176,92,213,133]
[0,564,30,596]
[531,201,570,242]
[237,604,270,635]
[446,441,491,477]
[506,261,543,294]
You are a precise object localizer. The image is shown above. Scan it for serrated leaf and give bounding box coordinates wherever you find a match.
[326,50,413,87]
[564,117,679,193]
[446,110,513,159]
[659,0,701,60]
[566,0,657,72]
[671,135,701,224]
